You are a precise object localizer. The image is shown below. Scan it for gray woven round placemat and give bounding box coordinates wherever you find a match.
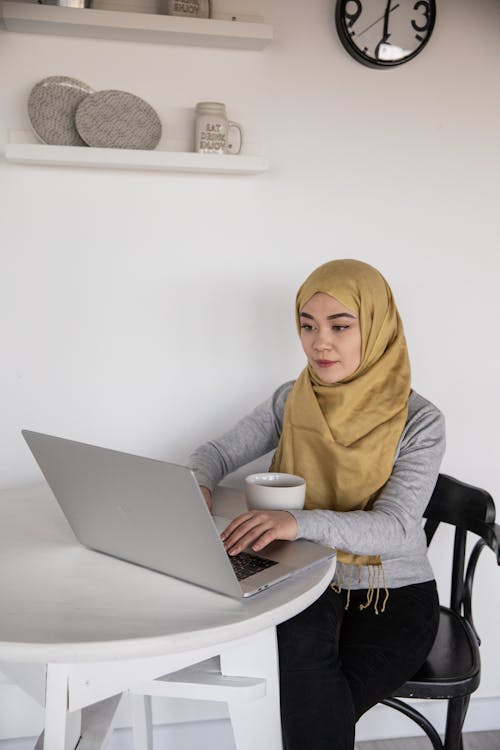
[28,76,94,146]
[75,90,162,150]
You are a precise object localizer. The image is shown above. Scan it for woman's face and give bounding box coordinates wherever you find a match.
[299,292,362,384]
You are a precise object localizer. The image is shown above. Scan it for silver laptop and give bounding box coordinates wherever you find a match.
[22,430,335,598]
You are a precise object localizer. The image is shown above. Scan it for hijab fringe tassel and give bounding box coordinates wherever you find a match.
[329,562,345,594]
[330,562,389,614]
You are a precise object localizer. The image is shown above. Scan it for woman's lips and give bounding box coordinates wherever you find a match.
[315,359,338,368]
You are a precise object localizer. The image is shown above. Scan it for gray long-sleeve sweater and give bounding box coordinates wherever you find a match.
[189,382,445,590]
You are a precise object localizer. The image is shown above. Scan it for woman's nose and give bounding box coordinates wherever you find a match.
[313,330,332,351]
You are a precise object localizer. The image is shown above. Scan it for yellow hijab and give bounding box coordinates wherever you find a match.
[270,259,411,586]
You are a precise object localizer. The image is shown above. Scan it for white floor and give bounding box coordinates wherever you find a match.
[1,727,499,750]
[356,731,500,749]
[0,719,233,750]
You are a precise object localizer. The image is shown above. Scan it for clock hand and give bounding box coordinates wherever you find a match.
[356,3,400,38]
[382,0,393,39]
[374,0,395,59]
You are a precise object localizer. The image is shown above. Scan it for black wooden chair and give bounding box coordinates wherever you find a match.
[381,473,500,750]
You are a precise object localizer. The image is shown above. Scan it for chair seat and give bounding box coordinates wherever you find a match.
[392,606,480,700]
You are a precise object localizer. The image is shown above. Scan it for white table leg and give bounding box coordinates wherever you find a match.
[220,627,283,750]
[43,664,81,750]
[131,694,153,750]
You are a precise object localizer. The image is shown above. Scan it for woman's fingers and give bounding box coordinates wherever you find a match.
[226,517,276,555]
[251,526,281,552]
[220,512,256,541]
[221,511,298,555]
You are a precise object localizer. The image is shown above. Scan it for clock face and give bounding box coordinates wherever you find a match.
[335,0,436,68]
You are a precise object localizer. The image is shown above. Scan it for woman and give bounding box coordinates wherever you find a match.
[190,259,444,749]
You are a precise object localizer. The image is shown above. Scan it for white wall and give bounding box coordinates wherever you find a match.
[1,0,499,740]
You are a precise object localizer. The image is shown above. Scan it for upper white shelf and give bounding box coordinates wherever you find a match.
[5,131,269,175]
[1,1,274,49]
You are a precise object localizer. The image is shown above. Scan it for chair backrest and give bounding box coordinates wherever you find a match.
[423,473,499,638]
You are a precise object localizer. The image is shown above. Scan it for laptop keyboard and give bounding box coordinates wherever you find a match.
[229,551,278,581]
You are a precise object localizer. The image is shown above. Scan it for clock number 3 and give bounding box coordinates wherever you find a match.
[412,0,432,40]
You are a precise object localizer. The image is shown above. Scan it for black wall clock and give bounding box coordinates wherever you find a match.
[335,0,436,69]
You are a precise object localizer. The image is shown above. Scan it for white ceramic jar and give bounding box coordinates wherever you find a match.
[194,102,243,155]
[163,0,210,17]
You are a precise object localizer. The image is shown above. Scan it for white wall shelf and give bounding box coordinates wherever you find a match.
[5,131,269,175]
[1,1,273,49]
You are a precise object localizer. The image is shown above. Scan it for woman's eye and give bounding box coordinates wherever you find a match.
[332,325,349,332]
[300,324,315,331]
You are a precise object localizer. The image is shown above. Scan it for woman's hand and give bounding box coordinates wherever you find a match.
[221,510,298,555]
[199,485,212,511]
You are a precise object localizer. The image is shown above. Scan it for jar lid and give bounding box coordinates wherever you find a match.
[195,101,226,112]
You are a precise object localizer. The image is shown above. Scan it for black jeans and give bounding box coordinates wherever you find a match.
[277,580,439,750]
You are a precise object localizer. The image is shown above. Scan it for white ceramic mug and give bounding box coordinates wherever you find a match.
[194,102,243,155]
[245,473,306,511]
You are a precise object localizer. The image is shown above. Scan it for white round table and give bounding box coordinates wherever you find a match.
[0,484,336,750]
